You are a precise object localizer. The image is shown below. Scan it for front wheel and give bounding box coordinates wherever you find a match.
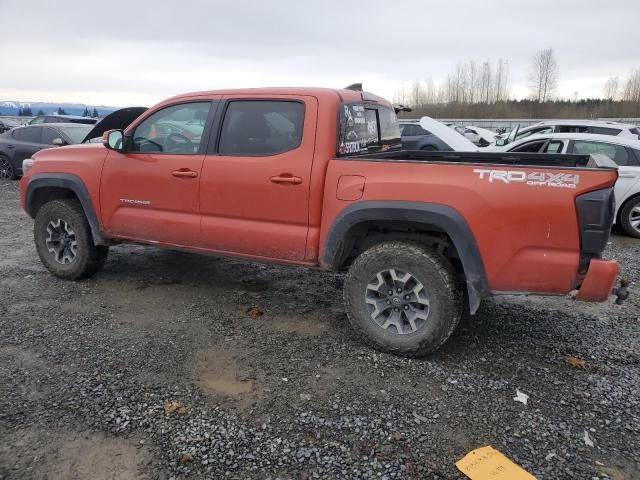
[34,199,109,279]
[343,241,462,356]
[619,197,640,238]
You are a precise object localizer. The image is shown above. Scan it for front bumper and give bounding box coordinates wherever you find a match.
[575,259,619,302]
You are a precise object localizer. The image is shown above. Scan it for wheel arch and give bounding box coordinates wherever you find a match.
[25,173,109,245]
[321,201,489,314]
[616,190,640,223]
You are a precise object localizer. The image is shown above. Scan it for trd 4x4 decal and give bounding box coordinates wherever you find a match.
[473,169,580,189]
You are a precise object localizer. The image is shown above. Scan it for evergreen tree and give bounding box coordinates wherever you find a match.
[23,106,33,116]
[57,107,68,115]
[83,107,90,117]
[37,109,45,116]
[18,108,24,116]
[91,107,99,118]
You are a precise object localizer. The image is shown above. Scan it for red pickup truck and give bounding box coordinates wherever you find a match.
[19,86,623,356]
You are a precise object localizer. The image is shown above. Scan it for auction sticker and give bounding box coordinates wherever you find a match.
[456,446,536,479]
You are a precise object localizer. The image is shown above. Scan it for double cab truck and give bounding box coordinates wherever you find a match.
[19,86,624,356]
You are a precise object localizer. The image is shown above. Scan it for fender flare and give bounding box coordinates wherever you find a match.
[25,173,108,245]
[322,201,489,314]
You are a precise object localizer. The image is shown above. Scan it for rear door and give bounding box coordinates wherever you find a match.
[100,100,218,246]
[198,96,317,260]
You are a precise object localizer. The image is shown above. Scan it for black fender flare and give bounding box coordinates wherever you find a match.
[322,201,489,314]
[25,173,109,245]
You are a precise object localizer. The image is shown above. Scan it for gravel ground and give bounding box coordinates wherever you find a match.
[0,179,638,480]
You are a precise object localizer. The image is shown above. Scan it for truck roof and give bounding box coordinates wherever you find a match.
[163,87,391,105]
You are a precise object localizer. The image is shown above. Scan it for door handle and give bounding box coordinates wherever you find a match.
[270,174,302,185]
[619,173,636,178]
[171,169,198,178]
[6,145,15,149]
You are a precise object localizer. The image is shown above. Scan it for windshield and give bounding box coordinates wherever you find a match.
[58,125,93,144]
[338,103,401,156]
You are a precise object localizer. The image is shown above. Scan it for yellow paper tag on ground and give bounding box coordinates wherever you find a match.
[456,446,536,479]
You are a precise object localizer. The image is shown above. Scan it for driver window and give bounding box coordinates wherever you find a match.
[131,102,211,154]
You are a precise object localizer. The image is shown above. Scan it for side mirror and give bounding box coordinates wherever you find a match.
[495,138,507,147]
[103,129,124,151]
[52,138,66,146]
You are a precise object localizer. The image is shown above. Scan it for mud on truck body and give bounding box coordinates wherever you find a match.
[20,86,626,355]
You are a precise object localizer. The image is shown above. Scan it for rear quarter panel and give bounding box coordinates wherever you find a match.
[319,160,617,294]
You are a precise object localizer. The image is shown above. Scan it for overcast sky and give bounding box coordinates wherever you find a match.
[1,0,638,107]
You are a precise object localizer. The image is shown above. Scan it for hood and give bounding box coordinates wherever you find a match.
[82,106,147,143]
[468,126,499,143]
[419,117,479,152]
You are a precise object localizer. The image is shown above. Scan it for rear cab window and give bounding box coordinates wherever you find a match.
[338,103,401,156]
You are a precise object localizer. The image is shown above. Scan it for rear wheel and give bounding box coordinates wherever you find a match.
[343,241,462,356]
[619,196,640,238]
[34,199,109,279]
[0,155,16,180]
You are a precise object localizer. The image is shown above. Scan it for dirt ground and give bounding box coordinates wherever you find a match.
[0,179,639,479]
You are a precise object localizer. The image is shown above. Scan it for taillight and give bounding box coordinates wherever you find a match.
[576,188,615,264]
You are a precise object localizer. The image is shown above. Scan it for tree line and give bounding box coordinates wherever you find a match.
[12,106,101,117]
[395,48,640,119]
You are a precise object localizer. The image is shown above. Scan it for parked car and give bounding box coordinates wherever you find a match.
[418,117,479,151]
[494,132,640,237]
[0,123,93,179]
[18,87,623,356]
[28,114,98,125]
[498,120,640,146]
[0,118,21,133]
[452,125,500,147]
[0,107,148,179]
[399,121,451,151]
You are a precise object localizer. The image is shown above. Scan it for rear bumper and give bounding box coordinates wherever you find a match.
[575,259,619,302]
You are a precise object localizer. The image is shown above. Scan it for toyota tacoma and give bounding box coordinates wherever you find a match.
[20,86,623,356]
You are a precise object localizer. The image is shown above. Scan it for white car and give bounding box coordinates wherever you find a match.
[493,132,640,237]
[498,119,640,146]
[452,125,500,147]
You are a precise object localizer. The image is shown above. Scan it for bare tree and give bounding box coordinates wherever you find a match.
[528,48,558,102]
[623,69,640,103]
[480,61,492,103]
[603,76,619,100]
[493,58,510,102]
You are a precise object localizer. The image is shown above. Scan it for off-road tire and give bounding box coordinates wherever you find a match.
[344,241,462,356]
[619,196,640,238]
[34,199,109,279]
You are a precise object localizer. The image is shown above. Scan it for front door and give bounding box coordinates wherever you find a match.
[199,96,317,260]
[100,100,216,246]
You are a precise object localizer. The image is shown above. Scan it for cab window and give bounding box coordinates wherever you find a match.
[131,102,211,154]
[218,100,304,155]
[338,103,401,155]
